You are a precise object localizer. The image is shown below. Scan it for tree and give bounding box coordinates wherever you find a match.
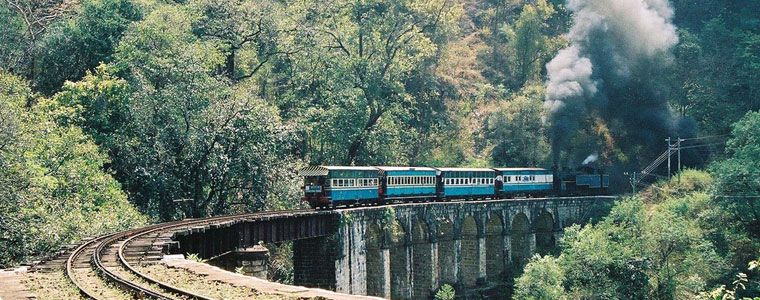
[189,0,292,82]
[288,0,460,164]
[48,63,130,147]
[514,255,566,300]
[484,84,550,166]
[0,0,75,79]
[103,5,300,219]
[0,71,145,267]
[33,0,141,94]
[477,0,563,89]
[711,111,760,239]
[501,0,562,89]
[520,181,730,300]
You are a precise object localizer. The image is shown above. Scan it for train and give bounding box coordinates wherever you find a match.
[299,165,609,209]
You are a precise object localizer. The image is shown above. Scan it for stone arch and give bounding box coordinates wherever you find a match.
[390,218,410,299]
[485,214,504,280]
[510,212,531,270]
[460,215,479,287]
[436,217,456,285]
[366,222,386,297]
[535,210,555,256]
[411,218,433,299]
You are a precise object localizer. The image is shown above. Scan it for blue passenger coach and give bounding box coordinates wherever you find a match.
[376,166,437,200]
[437,168,496,199]
[495,168,553,197]
[299,166,379,208]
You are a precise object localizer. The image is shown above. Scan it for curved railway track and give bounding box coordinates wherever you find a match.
[64,209,311,300]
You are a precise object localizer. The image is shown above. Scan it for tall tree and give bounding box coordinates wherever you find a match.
[1,0,74,79]
[106,5,298,219]
[0,71,145,267]
[484,84,550,167]
[33,0,141,94]
[189,0,292,82]
[289,0,460,164]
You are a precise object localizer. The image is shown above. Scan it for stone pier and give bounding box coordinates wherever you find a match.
[291,196,615,299]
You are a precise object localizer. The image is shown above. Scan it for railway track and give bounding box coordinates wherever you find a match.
[64,209,311,300]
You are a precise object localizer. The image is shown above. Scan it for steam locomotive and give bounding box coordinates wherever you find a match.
[299,165,609,209]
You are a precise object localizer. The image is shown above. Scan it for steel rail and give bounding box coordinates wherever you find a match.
[65,234,113,299]
[107,209,314,300]
[94,225,178,300]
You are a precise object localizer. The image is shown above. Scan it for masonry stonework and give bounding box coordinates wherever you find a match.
[290,196,615,299]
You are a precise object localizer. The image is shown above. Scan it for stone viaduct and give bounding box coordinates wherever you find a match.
[171,196,615,299]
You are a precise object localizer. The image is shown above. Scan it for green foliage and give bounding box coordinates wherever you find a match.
[185,253,205,263]
[499,0,564,89]
[697,257,760,300]
[78,4,302,219]
[520,187,730,299]
[0,72,145,267]
[484,84,550,166]
[711,112,760,238]
[33,0,142,94]
[47,64,131,146]
[285,0,461,164]
[514,255,566,300]
[434,284,456,300]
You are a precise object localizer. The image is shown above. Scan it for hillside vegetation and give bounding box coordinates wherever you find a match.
[515,113,760,299]
[0,1,758,291]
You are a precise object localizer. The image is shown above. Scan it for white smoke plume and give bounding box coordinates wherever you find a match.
[582,153,599,165]
[546,0,679,164]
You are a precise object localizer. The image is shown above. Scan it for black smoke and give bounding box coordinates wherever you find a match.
[545,0,685,168]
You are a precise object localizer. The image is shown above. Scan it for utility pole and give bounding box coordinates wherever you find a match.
[677,137,684,182]
[677,137,684,172]
[666,137,672,178]
[625,172,637,194]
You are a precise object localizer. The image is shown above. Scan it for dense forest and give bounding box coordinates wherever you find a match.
[1,0,759,297]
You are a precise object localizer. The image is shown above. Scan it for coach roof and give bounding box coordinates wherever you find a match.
[298,165,378,176]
